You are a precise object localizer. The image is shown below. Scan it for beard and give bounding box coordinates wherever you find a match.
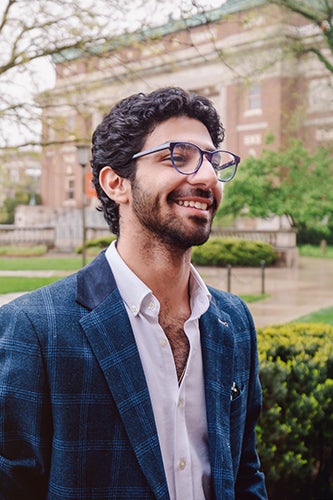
[130,177,216,250]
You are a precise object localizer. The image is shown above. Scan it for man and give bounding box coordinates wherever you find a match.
[0,87,267,499]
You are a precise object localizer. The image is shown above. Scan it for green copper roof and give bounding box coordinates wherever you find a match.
[52,0,267,63]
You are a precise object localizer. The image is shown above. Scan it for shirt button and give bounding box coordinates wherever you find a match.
[148,301,155,310]
[131,305,138,314]
[177,398,183,407]
[161,338,167,347]
[178,460,186,470]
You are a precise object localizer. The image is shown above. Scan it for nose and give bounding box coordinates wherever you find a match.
[187,156,219,188]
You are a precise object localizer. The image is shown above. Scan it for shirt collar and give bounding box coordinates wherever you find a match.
[105,240,211,319]
[105,241,152,316]
[188,264,211,320]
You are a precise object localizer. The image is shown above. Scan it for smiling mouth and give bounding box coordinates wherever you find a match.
[176,200,209,210]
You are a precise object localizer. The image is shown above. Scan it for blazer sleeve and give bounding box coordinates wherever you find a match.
[234,299,267,499]
[0,301,51,499]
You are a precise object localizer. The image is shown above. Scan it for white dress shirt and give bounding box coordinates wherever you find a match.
[105,241,212,499]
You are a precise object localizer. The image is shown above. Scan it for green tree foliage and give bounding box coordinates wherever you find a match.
[257,323,333,499]
[220,140,333,232]
[0,190,32,224]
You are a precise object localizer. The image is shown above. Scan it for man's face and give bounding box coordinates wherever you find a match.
[128,116,223,250]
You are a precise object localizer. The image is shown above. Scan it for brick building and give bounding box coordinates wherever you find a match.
[39,0,333,210]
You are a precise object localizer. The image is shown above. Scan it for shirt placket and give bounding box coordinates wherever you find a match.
[174,381,193,499]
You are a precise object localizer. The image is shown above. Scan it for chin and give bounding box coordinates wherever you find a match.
[189,217,212,246]
[190,234,211,247]
[172,228,211,249]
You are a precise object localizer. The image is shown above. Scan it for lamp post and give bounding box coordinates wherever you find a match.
[76,145,89,267]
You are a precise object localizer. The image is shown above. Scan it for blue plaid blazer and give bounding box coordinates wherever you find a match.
[0,252,267,499]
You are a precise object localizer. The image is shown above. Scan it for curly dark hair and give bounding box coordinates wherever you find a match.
[91,86,225,235]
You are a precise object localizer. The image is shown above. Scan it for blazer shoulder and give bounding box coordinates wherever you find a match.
[1,251,114,315]
[5,272,77,308]
[208,286,246,310]
[207,286,255,330]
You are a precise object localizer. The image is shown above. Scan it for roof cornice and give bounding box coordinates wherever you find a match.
[52,0,267,63]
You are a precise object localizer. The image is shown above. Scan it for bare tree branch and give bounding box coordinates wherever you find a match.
[307,46,333,73]
[2,0,333,150]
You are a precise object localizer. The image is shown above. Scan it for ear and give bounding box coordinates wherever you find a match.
[99,166,130,204]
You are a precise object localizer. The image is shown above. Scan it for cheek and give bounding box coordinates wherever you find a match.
[215,184,223,205]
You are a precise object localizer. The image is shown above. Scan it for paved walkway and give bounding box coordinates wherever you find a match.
[1,257,332,328]
[201,257,333,327]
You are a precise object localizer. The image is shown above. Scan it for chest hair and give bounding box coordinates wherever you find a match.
[159,310,190,381]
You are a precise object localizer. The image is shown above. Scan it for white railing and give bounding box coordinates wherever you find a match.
[0,225,297,249]
[0,225,56,248]
[211,228,296,249]
[0,225,298,266]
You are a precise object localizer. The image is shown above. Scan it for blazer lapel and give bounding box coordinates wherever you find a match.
[76,253,169,499]
[200,297,235,498]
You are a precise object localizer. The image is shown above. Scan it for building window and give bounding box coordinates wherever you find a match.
[66,177,75,200]
[189,85,219,98]
[247,83,261,111]
[308,77,333,112]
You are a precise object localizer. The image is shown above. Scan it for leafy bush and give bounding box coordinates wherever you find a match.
[0,190,38,224]
[76,235,116,254]
[257,323,333,499]
[191,237,276,266]
[297,226,333,245]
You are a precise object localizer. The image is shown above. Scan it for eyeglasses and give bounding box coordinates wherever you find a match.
[132,141,240,182]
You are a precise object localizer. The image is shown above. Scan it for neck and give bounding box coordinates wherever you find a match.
[116,234,192,307]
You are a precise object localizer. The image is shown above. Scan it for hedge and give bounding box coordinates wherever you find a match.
[191,237,276,266]
[297,226,333,245]
[257,323,333,499]
[80,236,276,267]
[76,236,116,254]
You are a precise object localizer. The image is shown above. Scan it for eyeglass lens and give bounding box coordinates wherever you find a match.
[171,143,237,181]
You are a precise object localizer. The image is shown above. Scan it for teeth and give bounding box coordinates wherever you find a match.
[177,200,208,210]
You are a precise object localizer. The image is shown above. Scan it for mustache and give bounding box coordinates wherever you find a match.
[169,188,214,202]
[169,188,217,210]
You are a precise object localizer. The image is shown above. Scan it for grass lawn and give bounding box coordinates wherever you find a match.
[0,252,271,300]
[292,306,333,325]
[0,245,331,305]
[0,256,88,271]
[0,276,63,294]
[241,294,269,303]
[298,244,333,258]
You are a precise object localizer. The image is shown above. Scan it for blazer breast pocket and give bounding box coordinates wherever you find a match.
[230,382,247,431]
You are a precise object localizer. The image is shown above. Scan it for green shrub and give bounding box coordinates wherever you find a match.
[76,235,116,254]
[257,323,333,499]
[297,226,333,245]
[191,237,276,266]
